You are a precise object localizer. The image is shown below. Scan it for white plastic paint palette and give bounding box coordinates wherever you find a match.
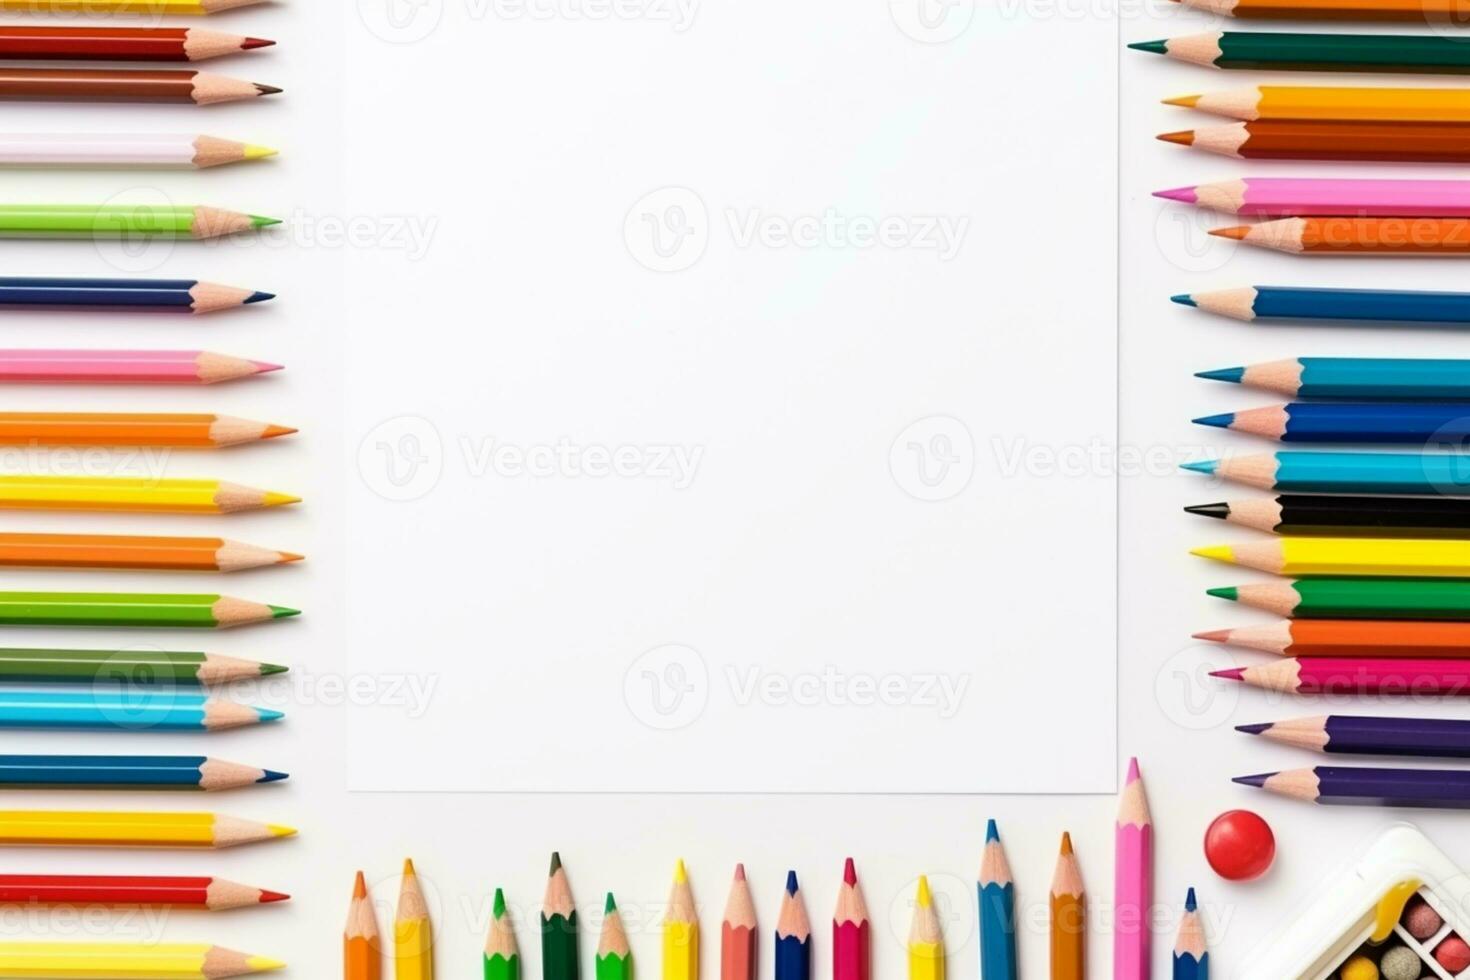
[1241,825,1470,980]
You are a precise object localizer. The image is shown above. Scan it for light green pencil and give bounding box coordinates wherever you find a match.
[596,894,631,980]
[485,888,520,980]
[0,205,280,240]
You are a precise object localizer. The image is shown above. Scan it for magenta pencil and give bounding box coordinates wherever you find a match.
[1214,657,1470,695]
[1114,758,1151,980]
[0,350,280,385]
[832,859,869,980]
[1158,177,1470,217]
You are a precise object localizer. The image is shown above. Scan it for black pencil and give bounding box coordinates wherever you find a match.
[1186,495,1470,538]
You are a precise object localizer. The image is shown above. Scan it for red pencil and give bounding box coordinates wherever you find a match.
[0,873,287,910]
[832,859,869,980]
[0,26,273,61]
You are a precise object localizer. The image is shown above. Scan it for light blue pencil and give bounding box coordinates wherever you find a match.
[1184,452,1470,496]
[978,819,1017,980]
[0,689,280,731]
[1173,889,1208,980]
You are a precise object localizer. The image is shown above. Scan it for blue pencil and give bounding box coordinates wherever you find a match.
[978,820,1017,980]
[1196,403,1470,443]
[1197,357,1470,400]
[0,754,286,790]
[774,871,811,980]
[1184,452,1470,495]
[0,689,281,731]
[1173,889,1208,980]
[0,277,272,314]
[1174,286,1470,324]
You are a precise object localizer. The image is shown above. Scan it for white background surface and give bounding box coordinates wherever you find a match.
[2,1,1470,979]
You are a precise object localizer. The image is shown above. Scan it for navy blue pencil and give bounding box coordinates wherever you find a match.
[1174,286,1470,324]
[0,277,273,314]
[1196,403,1470,443]
[1172,889,1207,980]
[774,871,811,980]
[0,754,286,791]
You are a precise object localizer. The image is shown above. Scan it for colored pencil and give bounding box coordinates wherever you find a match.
[1211,579,1470,620]
[0,810,295,847]
[0,690,282,731]
[0,647,285,685]
[1171,0,1470,19]
[0,0,264,13]
[1196,357,1470,396]
[1173,890,1207,980]
[0,592,298,628]
[979,820,1017,980]
[396,860,433,980]
[0,413,295,449]
[1160,179,1470,217]
[665,860,698,980]
[1213,657,1470,695]
[0,873,287,910]
[1186,496,1470,537]
[0,68,277,104]
[0,135,276,169]
[908,877,943,980]
[0,27,272,61]
[1130,32,1470,73]
[0,532,301,572]
[0,942,283,977]
[832,859,869,980]
[1182,292,1470,327]
[1196,403,1470,444]
[0,276,272,310]
[1159,121,1470,162]
[346,871,381,980]
[1193,537,1470,576]
[721,865,756,980]
[595,894,628,980]
[0,204,279,238]
[1239,715,1470,758]
[0,349,281,385]
[1169,86,1470,122]
[542,853,579,980]
[487,889,520,980]
[1115,758,1151,980]
[0,477,299,514]
[775,871,811,980]
[1236,766,1470,809]
[1212,217,1470,254]
[1196,619,1470,658]
[0,754,285,791]
[1182,452,1470,495]
[1049,833,1083,980]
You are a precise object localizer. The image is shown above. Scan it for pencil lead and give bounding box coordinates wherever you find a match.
[1157,130,1196,147]
[1190,545,1234,563]
[278,551,305,563]
[1129,39,1169,53]
[734,862,746,881]
[1184,503,1230,520]
[1181,459,1219,475]
[260,662,290,675]
[242,36,276,48]
[1235,722,1271,736]
[268,605,301,619]
[243,145,277,161]
[915,876,933,907]
[1192,413,1233,430]
[1233,772,1271,788]
[262,888,290,903]
[1059,831,1073,855]
[251,360,284,374]
[1211,668,1245,681]
[1163,93,1201,107]
[403,858,416,877]
[1206,586,1240,601]
[673,858,688,884]
[267,823,296,838]
[985,818,1000,843]
[1210,225,1250,240]
[1155,187,1198,204]
[258,768,289,783]
[549,852,562,874]
[250,214,283,228]
[785,870,798,894]
[1126,756,1141,782]
[1185,887,1198,913]
[1170,293,1198,306]
[254,707,285,723]
[263,424,298,439]
[605,892,617,913]
[245,290,276,304]
[264,493,301,508]
[254,83,283,96]
[1192,629,1231,642]
[494,888,507,917]
[843,857,857,885]
[244,956,285,972]
[1196,366,1245,383]
[352,872,367,900]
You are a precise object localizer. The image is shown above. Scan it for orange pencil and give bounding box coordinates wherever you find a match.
[0,412,294,448]
[0,531,301,571]
[721,864,756,980]
[345,871,381,980]
[1214,217,1470,254]
[1197,618,1470,658]
[1049,833,1084,980]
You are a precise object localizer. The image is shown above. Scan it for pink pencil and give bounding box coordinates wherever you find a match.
[0,350,280,385]
[1213,657,1470,695]
[832,858,869,980]
[1114,757,1151,980]
[1157,177,1470,217]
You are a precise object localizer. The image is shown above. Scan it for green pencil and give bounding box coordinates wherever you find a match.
[486,888,521,980]
[596,894,631,980]
[0,647,286,685]
[542,853,579,980]
[0,205,280,240]
[1130,32,1470,73]
[1209,579,1470,620]
[0,592,299,629]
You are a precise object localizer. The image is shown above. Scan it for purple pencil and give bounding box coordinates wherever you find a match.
[1235,766,1470,809]
[1156,177,1470,217]
[1239,715,1470,758]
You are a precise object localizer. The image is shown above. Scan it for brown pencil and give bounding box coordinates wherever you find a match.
[0,67,279,105]
[1160,120,1470,162]
[1049,833,1084,980]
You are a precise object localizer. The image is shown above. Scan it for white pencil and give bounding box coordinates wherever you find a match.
[0,134,275,170]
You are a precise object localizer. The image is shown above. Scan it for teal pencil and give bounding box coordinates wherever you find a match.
[978,820,1017,980]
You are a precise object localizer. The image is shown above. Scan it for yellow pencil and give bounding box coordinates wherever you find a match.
[0,475,298,514]
[0,942,283,978]
[907,877,944,980]
[0,810,295,848]
[1193,537,1470,578]
[396,859,434,980]
[664,859,698,980]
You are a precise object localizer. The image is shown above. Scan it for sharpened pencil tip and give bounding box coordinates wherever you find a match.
[1171,293,1198,307]
[268,605,301,619]
[1193,629,1231,642]
[1184,502,1230,520]
[260,662,289,676]
[262,888,290,903]
[1211,225,1250,240]
[1060,831,1073,855]
[244,290,275,304]
[1207,586,1241,602]
[734,863,746,881]
[1126,757,1140,782]
[1190,545,1234,563]
[1155,187,1198,204]
[1129,39,1169,53]
[243,36,275,48]
[1163,93,1201,107]
[1236,722,1271,736]
[1185,888,1198,912]
[605,892,617,913]
[278,552,305,564]
[266,823,295,838]
[245,956,285,973]
[258,768,289,783]
[263,424,298,440]
[494,888,507,917]
[352,872,367,900]
[255,707,285,723]
[915,876,932,908]
[1212,668,1246,681]
[251,360,284,374]
[549,852,562,874]
[1182,459,1219,475]
[250,215,283,228]
[985,818,999,842]
[843,857,857,885]
[673,858,687,884]
[1234,772,1271,788]
[243,145,277,161]
[1196,366,1246,383]
[1193,413,1234,430]
[254,83,283,96]
[402,858,416,877]
[1157,130,1196,147]
[785,870,798,894]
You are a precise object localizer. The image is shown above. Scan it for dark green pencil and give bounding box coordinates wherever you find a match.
[1131,32,1470,74]
[542,853,578,980]
[0,648,286,686]
[1210,578,1470,620]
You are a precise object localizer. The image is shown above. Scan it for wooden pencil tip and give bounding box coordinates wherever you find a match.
[1193,629,1230,643]
[1157,129,1196,146]
[1059,831,1073,855]
[352,871,367,899]
[1211,225,1250,240]
[1163,93,1200,107]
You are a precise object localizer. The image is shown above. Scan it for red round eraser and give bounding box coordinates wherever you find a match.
[1204,809,1275,881]
[1436,935,1470,974]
